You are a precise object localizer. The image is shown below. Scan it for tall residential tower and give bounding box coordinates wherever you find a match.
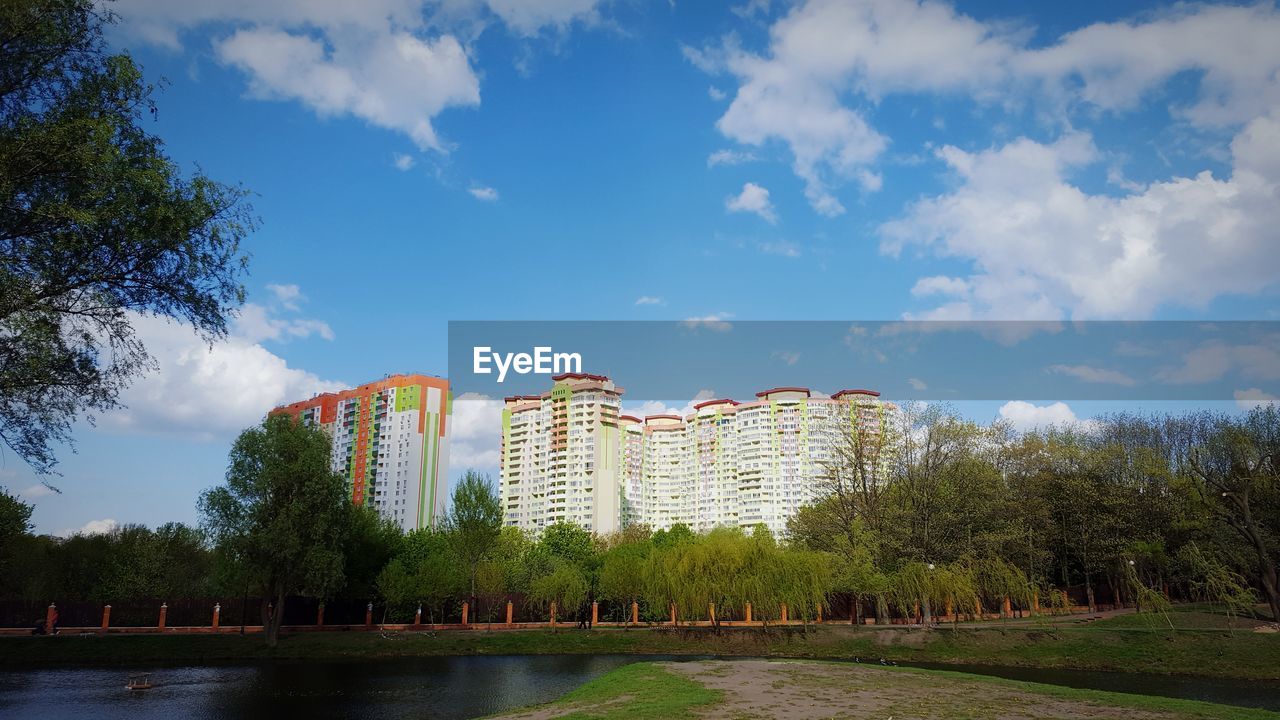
[500,375,895,536]
[271,374,451,531]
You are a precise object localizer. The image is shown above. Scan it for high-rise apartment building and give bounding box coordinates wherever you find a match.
[499,373,625,534]
[271,374,451,531]
[500,375,895,536]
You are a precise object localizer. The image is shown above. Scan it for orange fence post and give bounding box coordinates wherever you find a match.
[46,603,57,632]
[591,602,598,626]
[414,606,422,627]
[669,603,676,625]
[317,602,325,626]
[506,601,514,625]
[631,601,639,625]
[365,602,373,627]
[744,602,752,624]
[708,603,715,624]
[158,603,167,630]
[816,604,823,623]
[1002,597,1012,618]
[101,605,111,631]
[212,603,221,630]
[780,603,788,623]
[462,602,470,626]
[549,602,557,627]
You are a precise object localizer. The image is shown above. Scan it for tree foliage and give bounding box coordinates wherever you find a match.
[0,0,254,474]
[198,414,348,645]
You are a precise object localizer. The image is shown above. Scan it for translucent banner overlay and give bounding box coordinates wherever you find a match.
[447,321,1279,401]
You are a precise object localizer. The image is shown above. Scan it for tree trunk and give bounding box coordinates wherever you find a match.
[922,597,932,626]
[265,587,285,647]
[1085,577,1096,613]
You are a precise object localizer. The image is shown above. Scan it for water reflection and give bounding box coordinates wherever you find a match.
[1,655,1277,719]
[0,655,651,720]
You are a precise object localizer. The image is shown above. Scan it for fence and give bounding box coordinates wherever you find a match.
[2,585,1130,633]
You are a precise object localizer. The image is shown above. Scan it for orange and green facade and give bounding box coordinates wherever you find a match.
[272,374,451,531]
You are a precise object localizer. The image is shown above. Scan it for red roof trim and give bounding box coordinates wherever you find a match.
[552,372,610,382]
[832,389,881,398]
[644,414,683,422]
[755,387,811,398]
[618,415,641,423]
[693,398,739,410]
[503,395,542,403]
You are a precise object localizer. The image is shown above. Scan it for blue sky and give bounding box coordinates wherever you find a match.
[7,0,1279,534]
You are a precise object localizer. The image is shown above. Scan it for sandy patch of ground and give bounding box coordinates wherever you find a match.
[663,659,1200,720]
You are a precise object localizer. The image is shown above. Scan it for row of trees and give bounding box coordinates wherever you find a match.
[2,403,1275,645]
[790,402,1278,623]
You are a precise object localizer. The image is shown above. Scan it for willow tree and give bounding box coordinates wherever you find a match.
[528,561,589,621]
[199,414,348,646]
[598,540,649,620]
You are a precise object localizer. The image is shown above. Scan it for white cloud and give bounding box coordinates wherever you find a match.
[1235,388,1277,411]
[708,85,727,101]
[1154,339,1280,385]
[773,351,801,366]
[18,483,57,500]
[911,276,970,298]
[392,152,416,171]
[681,313,734,333]
[690,0,1280,222]
[265,282,303,310]
[1019,4,1280,127]
[110,1,612,153]
[624,390,717,420]
[907,377,927,391]
[233,303,335,343]
[725,182,778,223]
[99,313,346,440]
[688,0,1014,214]
[708,149,757,167]
[450,393,504,469]
[469,185,500,201]
[634,296,665,306]
[216,28,479,151]
[881,115,1280,319]
[1047,364,1136,387]
[998,400,1083,432]
[61,519,118,538]
[484,0,602,36]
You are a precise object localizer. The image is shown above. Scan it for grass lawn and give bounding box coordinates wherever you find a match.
[488,661,722,720]
[490,660,1280,720]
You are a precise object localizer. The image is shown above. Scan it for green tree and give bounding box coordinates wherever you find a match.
[199,414,349,646]
[1186,406,1280,621]
[0,0,254,474]
[0,488,34,593]
[444,470,502,601]
[340,505,403,602]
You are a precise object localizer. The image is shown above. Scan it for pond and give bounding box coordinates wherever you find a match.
[1,655,1277,718]
[0,655,656,720]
